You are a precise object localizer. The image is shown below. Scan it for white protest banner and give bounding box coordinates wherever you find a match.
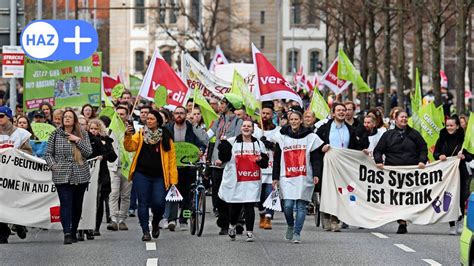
[320,148,460,228]
[0,148,99,230]
[182,53,231,100]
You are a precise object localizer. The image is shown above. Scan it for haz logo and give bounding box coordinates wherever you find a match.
[20,20,98,60]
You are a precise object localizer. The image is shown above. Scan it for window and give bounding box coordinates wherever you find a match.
[287,49,299,74]
[309,50,320,73]
[191,0,200,26]
[260,36,265,49]
[135,51,145,72]
[169,0,178,24]
[260,11,265,24]
[291,1,301,25]
[307,0,319,26]
[159,0,166,23]
[135,0,145,24]
[162,50,172,65]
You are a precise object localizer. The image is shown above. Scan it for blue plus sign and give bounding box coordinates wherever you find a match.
[63,26,92,55]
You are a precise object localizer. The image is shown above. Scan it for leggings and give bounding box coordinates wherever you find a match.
[229,203,255,232]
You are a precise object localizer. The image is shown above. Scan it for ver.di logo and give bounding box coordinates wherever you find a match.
[20,20,98,61]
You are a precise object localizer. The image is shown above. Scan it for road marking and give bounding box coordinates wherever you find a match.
[422,259,442,266]
[146,258,158,266]
[146,242,156,251]
[394,244,415,252]
[371,232,389,239]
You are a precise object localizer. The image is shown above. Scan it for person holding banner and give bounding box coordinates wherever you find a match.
[433,115,473,235]
[373,109,428,234]
[316,103,366,232]
[0,106,33,244]
[44,110,93,244]
[218,120,269,242]
[271,110,324,243]
[124,110,178,241]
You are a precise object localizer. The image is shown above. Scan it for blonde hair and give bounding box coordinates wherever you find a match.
[88,119,108,137]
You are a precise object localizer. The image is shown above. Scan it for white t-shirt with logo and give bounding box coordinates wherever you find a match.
[218,137,267,203]
[0,127,31,149]
[271,131,323,202]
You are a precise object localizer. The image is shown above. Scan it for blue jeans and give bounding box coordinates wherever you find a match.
[56,183,88,234]
[133,171,166,233]
[283,199,308,236]
[258,183,274,217]
[129,182,137,211]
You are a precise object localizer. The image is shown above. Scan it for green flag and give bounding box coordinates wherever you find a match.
[337,48,372,93]
[193,87,218,129]
[231,70,261,118]
[417,102,444,161]
[309,88,330,121]
[109,112,134,179]
[129,74,142,96]
[462,113,474,154]
[409,68,423,131]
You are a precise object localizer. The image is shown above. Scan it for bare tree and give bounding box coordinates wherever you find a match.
[383,0,392,116]
[396,0,405,108]
[454,0,473,114]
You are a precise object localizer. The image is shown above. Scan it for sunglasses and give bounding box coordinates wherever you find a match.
[0,114,6,118]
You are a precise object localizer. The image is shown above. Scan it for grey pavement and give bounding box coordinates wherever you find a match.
[0,196,461,265]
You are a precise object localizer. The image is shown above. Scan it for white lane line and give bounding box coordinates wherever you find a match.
[422,259,442,266]
[146,242,156,251]
[371,232,389,239]
[394,244,416,252]
[146,258,158,266]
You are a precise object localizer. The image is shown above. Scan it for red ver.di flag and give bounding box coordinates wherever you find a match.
[139,48,190,109]
[252,44,303,106]
[235,154,261,182]
[283,148,307,178]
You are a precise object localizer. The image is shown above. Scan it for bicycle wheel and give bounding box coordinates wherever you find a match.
[190,192,197,235]
[196,190,206,237]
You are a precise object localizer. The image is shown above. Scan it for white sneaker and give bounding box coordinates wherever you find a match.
[449,226,457,235]
[180,223,188,231]
[246,232,255,242]
[457,220,464,234]
[158,219,168,229]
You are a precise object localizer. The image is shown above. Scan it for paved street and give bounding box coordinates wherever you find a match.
[0,196,460,265]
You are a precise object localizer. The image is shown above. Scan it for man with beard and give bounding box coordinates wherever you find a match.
[166,106,206,231]
[253,102,280,230]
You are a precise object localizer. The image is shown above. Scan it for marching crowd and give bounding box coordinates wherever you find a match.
[0,89,472,245]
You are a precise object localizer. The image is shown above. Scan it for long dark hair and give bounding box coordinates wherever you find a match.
[39,102,53,121]
[16,115,35,139]
[81,103,96,119]
[149,110,172,152]
[62,110,83,138]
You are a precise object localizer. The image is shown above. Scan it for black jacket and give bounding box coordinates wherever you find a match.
[88,133,117,194]
[314,119,365,190]
[373,126,428,166]
[272,125,319,181]
[166,120,206,152]
[218,135,269,168]
[434,128,472,181]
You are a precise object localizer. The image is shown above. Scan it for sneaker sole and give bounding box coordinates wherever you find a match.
[168,224,176,231]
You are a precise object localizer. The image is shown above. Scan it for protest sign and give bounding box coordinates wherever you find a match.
[31,123,56,141]
[174,142,200,167]
[0,148,100,229]
[320,148,460,228]
[23,52,102,111]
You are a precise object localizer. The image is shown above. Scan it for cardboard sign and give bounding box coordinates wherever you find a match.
[31,123,56,141]
[111,83,125,99]
[174,142,200,167]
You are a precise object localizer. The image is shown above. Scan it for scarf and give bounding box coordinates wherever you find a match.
[143,126,162,145]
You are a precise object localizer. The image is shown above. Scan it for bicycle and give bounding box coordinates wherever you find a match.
[183,161,207,237]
